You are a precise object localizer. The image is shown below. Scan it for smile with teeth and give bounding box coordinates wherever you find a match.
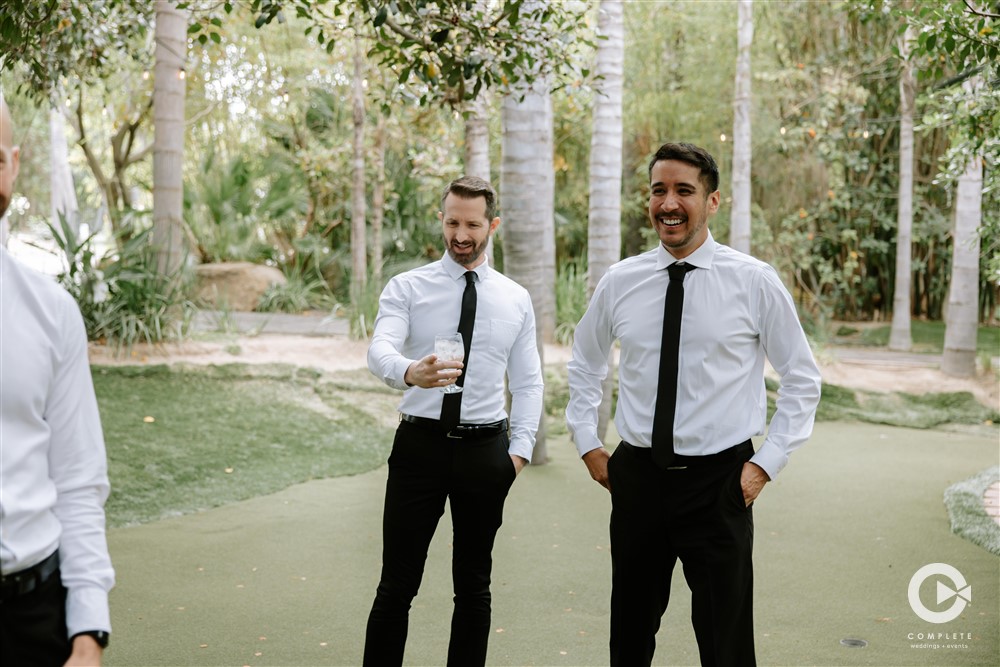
[659,216,686,227]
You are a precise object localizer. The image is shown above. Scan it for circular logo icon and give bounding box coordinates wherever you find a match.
[908,563,972,624]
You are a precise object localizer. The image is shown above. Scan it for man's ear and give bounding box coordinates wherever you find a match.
[489,217,501,234]
[707,190,720,214]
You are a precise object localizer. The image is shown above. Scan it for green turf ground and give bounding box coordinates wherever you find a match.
[105,421,998,666]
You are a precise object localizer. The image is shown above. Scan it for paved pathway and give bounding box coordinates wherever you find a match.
[191,310,349,337]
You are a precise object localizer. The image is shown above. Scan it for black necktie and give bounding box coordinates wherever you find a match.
[440,271,477,428]
[651,262,696,469]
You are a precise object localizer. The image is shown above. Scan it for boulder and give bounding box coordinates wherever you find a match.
[194,262,286,311]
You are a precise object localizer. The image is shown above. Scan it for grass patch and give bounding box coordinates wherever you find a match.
[97,362,997,529]
[764,374,998,428]
[857,320,1000,355]
[944,466,1000,556]
[95,363,399,528]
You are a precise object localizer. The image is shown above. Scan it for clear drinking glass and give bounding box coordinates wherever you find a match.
[434,332,465,394]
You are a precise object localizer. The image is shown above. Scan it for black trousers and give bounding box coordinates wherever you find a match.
[0,564,71,667]
[363,420,517,667]
[607,440,756,667]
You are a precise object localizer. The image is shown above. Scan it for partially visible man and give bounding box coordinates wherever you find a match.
[0,90,115,667]
[567,142,821,666]
[364,175,543,666]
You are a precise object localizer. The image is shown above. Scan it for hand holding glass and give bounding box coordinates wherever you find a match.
[434,333,465,394]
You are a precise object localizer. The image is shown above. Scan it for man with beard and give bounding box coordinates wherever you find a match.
[363,175,543,666]
[566,142,821,666]
[0,92,115,665]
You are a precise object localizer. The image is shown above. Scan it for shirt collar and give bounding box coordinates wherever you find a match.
[442,251,490,283]
[655,230,717,272]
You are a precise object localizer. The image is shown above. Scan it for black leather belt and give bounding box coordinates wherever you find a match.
[618,439,753,469]
[400,414,509,439]
[0,550,60,602]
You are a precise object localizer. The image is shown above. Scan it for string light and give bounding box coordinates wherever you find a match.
[178,68,186,80]
[142,71,150,80]
[720,133,727,142]
[779,126,786,135]
[862,129,870,139]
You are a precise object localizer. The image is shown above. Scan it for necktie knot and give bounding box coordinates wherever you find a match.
[464,271,476,286]
[667,262,695,282]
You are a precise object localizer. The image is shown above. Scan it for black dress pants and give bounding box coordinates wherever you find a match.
[0,563,71,667]
[607,440,756,667]
[363,420,517,667]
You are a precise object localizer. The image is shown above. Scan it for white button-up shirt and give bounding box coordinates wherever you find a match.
[368,253,544,462]
[0,247,115,637]
[567,232,822,479]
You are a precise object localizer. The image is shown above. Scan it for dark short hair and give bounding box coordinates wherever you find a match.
[647,142,719,194]
[441,176,498,221]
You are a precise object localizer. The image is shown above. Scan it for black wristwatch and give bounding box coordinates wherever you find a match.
[73,630,110,649]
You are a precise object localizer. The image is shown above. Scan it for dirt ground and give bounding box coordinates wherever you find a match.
[88,333,1000,411]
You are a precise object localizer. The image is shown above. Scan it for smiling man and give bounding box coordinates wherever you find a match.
[363,175,543,666]
[567,142,822,666]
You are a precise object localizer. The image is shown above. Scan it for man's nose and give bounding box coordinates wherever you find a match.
[659,192,680,210]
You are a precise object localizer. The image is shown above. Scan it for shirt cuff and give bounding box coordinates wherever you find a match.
[508,436,534,464]
[750,439,788,481]
[388,357,414,391]
[573,431,605,458]
[65,585,111,639]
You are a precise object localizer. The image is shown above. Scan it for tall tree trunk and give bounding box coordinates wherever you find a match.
[889,20,916,351]
[588,0,624,443]
[464,91,494,265]
[49,104,79,237]
[729,0,753,255]
[152,0,189,276]
[501,66,555,463]
[941,150,983,377]
[372,113,386,285]
[351,27,367,302]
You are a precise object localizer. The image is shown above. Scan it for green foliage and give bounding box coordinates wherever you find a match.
[184,150,293,264]
[256,263,335,313]
[248,0,596,107]
[0,0,152,98]
[554,259,590,346]
[94,363,398,527]
[47,214,193,352]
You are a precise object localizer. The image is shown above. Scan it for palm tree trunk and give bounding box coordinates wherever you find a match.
[351,27,368,302]
[501,75,555,463]
[152,0,189,277]
[729,0,753,255]
[588,0,624,442]
[889,20,916,351]
[941,151,982,377]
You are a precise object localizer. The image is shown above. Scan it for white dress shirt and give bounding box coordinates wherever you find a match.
[368,253,544,462]
[0,247,115,637]
[567,232,822,479]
